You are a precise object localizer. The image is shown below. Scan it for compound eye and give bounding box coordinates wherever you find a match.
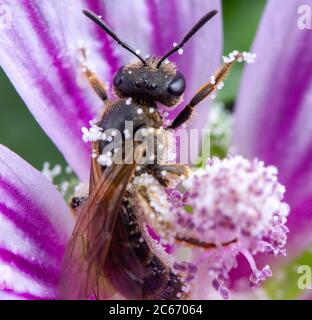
[167,72,186,96]
[113,67,124,87]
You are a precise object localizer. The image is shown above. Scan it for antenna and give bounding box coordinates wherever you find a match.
[156,10,218,68]
[83,10,147,66]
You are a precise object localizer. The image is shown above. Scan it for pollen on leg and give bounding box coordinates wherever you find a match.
[222,50,257,64]
[81,121,103,142]
[97,151,114,167]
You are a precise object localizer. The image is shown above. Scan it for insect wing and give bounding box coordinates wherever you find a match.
[60,159,137,299]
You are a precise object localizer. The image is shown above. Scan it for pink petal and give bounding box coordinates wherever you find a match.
[0,145,74,299]
[0,0,121,181]
[232,0,312,258]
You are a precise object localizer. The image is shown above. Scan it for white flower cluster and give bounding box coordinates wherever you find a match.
[207,103,233,150]
[182,156,289,239]
[41,162,62,181]
[173,155,290,298]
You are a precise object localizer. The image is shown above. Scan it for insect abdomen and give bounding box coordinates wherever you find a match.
[103,197,186,300]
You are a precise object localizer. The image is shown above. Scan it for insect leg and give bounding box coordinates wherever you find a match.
[167,53,243,130]
[79,49,108,101]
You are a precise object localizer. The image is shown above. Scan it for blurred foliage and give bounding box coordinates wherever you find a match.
[266,249,312,300]
[0,71,67,170]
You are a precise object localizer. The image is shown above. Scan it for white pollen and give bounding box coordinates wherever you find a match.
[126,97,132,105]
[173,42,178,47]
[97,152,113,167]
[242,51,257,64]
[161,170,167,176]
[74,182,89,198]
[217,82,224,90]
[210,76,216,85]
[149,108,155,113]
[60,181,69,196]
[41,162,62,182]
[81,120,103,142]
[222,56,231,64]
[123,129,131,139]
[91,150,97,158]
[65,166,72,174]
[178,48,184,55]
[137,108,143,114]
[135,49,141,55]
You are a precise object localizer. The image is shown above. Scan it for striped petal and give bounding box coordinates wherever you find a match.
[0,145,74,299]
[232,0,312,258]
[0,0,126,181]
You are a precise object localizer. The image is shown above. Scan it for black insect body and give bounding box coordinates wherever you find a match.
[61,9,242,300]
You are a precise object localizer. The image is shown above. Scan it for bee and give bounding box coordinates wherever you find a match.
[60,9,241,300]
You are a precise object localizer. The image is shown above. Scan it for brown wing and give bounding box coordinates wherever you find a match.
[89,141,102,193]
[60,143,144,299]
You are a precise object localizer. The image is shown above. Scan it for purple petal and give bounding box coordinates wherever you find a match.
[0,145,74,299]
[232,0,312,257]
